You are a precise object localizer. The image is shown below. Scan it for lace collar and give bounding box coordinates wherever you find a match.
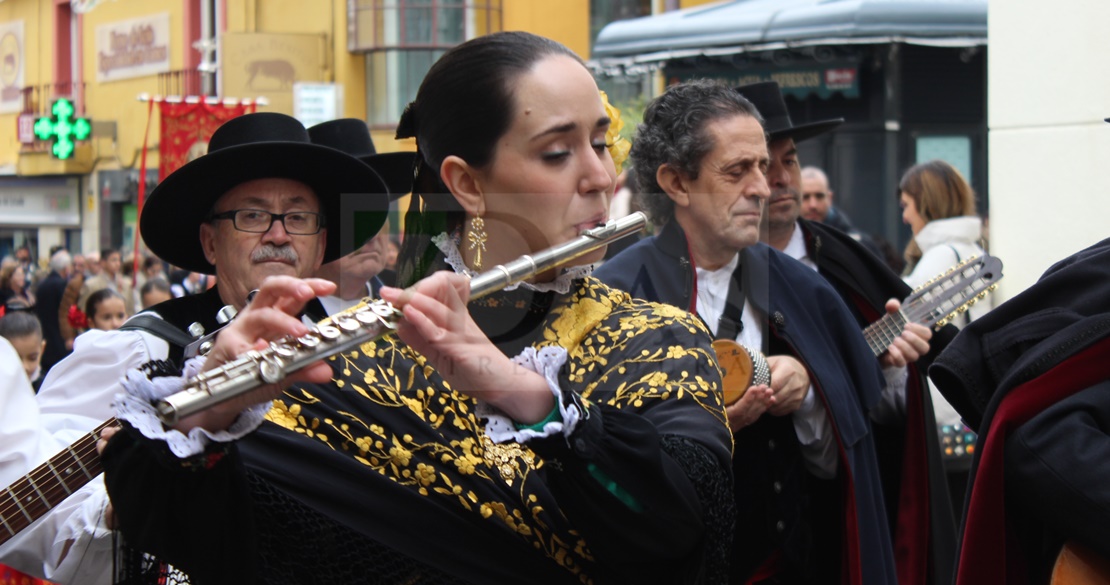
[431,232,593,295]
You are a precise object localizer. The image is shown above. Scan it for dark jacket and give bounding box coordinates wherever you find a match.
[595,220,896,585]
[34,270,68,375]
[930,236,1110,585]
[801,219,958,585]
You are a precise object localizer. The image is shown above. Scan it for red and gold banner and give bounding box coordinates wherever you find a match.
[158,101,254,180]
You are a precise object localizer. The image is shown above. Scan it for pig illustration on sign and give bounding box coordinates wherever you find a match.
[246,60,295,90]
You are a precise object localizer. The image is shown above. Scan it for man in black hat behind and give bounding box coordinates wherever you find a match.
[737,81,958,585]
[307,118,417,313]
[1,112,390,582]
[595,79,898,584]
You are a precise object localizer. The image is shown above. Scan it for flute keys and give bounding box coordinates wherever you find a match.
[355,310,379,325]
[371,303,396,318]
[335,316,360,332]
[259,355,286,384]
[297,333,320,348]
[270,341,296,358]
[317,325,341,340]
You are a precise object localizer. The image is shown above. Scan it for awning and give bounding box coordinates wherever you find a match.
[591,0,987,66]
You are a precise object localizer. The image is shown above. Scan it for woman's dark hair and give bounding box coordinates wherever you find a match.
[85,288,125,322]
[394,31,582,286]
[631,79,763,225]
[0,310,42,341]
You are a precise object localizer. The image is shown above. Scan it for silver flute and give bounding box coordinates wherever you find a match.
[155,212,647,424]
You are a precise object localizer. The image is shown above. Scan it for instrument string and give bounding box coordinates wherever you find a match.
[0,422,111,541]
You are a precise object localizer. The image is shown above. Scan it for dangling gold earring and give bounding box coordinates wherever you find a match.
[467,216,487,270]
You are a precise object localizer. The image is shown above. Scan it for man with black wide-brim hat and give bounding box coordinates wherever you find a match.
[738,80,960,585]
[5,112,394,582]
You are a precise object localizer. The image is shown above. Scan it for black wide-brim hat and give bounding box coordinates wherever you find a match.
[307,118,418,199]
[142,112,390,274]
[736,81,843,143]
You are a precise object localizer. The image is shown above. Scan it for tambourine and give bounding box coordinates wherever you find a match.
[711,339,771,405]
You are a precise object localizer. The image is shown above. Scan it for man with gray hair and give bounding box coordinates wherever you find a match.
[33,249,71,376]
[595,78,898,584]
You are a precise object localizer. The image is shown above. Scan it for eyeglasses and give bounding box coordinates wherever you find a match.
[208,209,324,235]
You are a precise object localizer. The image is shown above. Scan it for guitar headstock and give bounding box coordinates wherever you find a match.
[903,254,1003,330]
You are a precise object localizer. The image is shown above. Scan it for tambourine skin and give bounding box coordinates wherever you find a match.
[712,339,771,405]
[713,339,754,405]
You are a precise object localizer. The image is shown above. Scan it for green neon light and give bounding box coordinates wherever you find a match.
[34,98,91,160]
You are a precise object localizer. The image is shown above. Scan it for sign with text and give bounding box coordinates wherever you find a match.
[666,63,860,100]
[0,21,25,114]
[294,83,342,128]
[17,113,35,144]
[0,177,81,226]
[96,13,171,83]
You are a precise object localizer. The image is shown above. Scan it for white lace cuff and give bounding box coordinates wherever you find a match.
[114,356,269,458]
[432,232,594,294]
[478,346,582,444]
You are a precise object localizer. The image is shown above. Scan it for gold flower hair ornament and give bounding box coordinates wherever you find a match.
[600,91,631,175]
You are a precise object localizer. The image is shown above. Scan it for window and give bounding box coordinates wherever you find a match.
[350,0,502,126]
[915,136,972,183]
[589,0,651,54]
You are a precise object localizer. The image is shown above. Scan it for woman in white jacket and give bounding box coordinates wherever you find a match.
[899,159,991,323]
[898,159,991,429]
[896,158,994,517]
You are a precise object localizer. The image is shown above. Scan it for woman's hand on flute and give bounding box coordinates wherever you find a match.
[177,276,337,433]
[380,273,556,425]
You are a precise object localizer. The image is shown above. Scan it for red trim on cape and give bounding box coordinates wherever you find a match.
[956,336,1110,585]
[894,369,931,585]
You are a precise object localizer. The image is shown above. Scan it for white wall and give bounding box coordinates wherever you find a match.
[989,1,1110,300]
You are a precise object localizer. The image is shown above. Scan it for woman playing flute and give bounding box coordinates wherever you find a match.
[101,31,733,585]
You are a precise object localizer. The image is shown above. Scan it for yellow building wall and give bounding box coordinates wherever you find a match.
[76,0,187,175]
[503,0,590,60]
[2,0,598,169]
[679,0,719,8]
[0,0,54,169]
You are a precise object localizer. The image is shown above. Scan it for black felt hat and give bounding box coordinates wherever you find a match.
[141,112,389,274]
[308,118,418,199]
[735,81,844,143]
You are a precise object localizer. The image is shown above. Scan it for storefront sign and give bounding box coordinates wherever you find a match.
[223,32,324,115]
[665,63,860,100]
[0,21,25,114]
[34,98,91,160]
[96,13,171,83]
[0,178,81,227]
[17,113,35,144]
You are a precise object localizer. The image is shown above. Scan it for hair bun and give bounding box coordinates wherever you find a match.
[396,102,418,139]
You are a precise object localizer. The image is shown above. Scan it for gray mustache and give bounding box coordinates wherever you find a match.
[251,245,299,264]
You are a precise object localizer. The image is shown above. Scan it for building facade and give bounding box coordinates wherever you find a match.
[0,0,593,266]
[591,0,988,257]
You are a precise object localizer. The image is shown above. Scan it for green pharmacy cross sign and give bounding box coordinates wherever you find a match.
[34,98,91,160]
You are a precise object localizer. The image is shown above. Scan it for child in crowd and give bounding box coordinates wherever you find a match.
[84,288,127,332]
[0,309,45,390]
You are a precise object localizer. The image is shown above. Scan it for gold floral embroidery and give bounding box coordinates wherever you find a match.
[266,276,726,584]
